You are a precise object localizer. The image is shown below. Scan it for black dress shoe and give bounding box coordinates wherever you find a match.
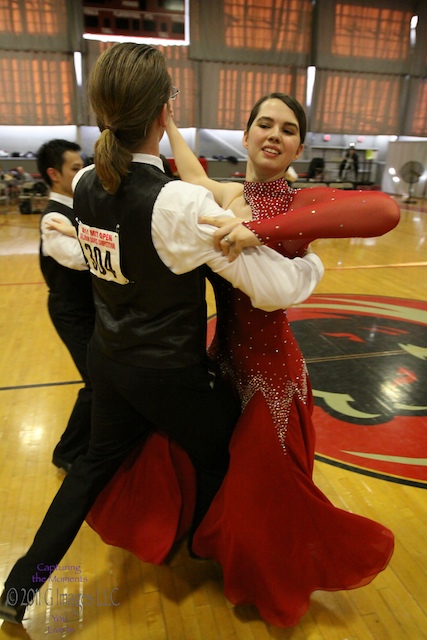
[0,591,26,624]
[52,455,72,473]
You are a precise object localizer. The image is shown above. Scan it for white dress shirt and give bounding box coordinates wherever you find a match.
[40,192,87,271]
[73,155,324,312]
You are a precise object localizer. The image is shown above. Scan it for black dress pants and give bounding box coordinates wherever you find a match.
[4,342,240,605]
[48,295,95,464]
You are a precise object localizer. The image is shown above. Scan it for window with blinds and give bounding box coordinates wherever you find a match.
[332,4,412,60]
[0,0,67,36]
[216,67,306,130]
[311,71,402,135]
[409,81,427,137]
[0,53,74,125]
[223,0,311,53]
[0,0,75,125]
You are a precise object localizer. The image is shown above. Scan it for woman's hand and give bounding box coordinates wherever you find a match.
[46,217,77,238]
[199,215,262,261]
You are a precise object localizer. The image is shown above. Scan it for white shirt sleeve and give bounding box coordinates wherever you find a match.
[152,181,324,312]
[41,212,88,271]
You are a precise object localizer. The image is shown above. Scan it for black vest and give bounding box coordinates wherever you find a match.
[39,199,94,313]
[73,163,207,368]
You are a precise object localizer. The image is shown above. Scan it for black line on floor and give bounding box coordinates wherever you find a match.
[315,454,427,489]
[0,380,83,391]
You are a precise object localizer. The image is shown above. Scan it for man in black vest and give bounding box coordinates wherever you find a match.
[0,45,324,626]
[38,139,92,472]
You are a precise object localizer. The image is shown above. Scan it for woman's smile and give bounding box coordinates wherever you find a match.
[244,98,303,180]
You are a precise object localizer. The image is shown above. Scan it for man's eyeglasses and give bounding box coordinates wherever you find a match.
[170,86,180,101]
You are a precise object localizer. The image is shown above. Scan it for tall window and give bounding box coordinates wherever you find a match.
[311,71,402,135]
[0,0,76,125]
[158,44,196,127]
[215,67,306,130]
[332,4,412,60]
[0,0,67,36]
[223,0,311,53]
[410,81,427,137]
[0,53,74,125]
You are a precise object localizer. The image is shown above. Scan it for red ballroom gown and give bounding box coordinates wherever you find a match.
[87,179,397,627]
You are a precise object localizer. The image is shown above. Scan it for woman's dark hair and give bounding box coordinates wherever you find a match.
[88,43,172,194]
[246,93,307,144]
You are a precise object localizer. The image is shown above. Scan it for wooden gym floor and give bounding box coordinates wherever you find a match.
[0,196,426,640]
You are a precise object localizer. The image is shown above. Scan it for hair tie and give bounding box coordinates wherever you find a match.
[105,125,116,133]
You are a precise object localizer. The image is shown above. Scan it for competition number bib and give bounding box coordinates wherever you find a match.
[78,222,130,285]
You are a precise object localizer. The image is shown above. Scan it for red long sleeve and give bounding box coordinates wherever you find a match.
[242,186,400,245]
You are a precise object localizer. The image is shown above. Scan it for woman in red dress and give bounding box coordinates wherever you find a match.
[88,93,399,627]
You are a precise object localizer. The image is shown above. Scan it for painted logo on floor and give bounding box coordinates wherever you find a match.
[209,295,427,488]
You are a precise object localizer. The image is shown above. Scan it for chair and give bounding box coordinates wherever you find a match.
[19,179,49,213]
[18,181,35,214]
[0,182,10,208]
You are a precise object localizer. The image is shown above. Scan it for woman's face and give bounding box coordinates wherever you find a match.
[243,98,304,181]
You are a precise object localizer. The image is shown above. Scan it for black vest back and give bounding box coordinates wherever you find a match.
[73,163,207,368]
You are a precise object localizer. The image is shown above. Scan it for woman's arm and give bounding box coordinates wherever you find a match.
[241,188,400,245]
[206,188,400,255]
[199,188,400,260]
[153,181,324,311]
[45,216,78,237]
[41,213,88,270]
[166,119,239,208]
